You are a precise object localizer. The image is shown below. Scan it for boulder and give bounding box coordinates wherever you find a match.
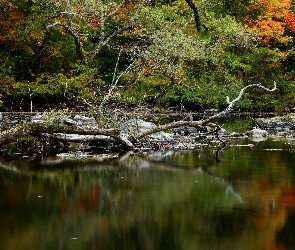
[246,128,268,141]
[72,115,98,128]
[148,131,175,144]
[256,117,295,131]
[120,119,175,143]
[32,114,98,129]
[120,118,156,135]
[173,126,209,135]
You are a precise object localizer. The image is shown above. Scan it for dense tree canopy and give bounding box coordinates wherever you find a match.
[0,0,294,111]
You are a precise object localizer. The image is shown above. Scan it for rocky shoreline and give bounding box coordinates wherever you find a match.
[147,114,295,149]
[1,112,295,154]
[240,115,295,142]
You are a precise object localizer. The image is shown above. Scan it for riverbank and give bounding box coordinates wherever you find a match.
[0,110,278,131]
[0,110,294,156]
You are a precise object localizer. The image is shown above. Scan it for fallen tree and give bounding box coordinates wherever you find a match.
[0,122,134,149]
[129,83,277,138]
[0,83,277,153]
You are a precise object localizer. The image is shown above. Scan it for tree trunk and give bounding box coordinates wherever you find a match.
[184,0,208,32]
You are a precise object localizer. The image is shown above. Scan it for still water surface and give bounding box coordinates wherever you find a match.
[1,138,295,250]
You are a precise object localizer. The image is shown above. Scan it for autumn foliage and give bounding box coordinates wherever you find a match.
[247,0,295,45]
[284,12,295,32]
[88,18,100,28]
[0,0,295,111]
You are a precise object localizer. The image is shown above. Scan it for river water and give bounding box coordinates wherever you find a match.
[1,137,295,250]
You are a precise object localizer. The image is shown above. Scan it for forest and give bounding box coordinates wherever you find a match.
[1,0,295,112]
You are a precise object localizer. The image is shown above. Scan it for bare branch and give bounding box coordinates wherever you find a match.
[99,51,137,113]
[105,0,125,21]
[130,0,147,23]
[176,17,194,35]
[120,63,144,92]
[134,82,277,139]
[88,0,148,61]
[204,81,277,122]
[45,14,85,61]
[98,0,125,41]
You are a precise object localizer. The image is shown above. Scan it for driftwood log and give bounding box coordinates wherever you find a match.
[0,122,134,149]
[0,83,277,152]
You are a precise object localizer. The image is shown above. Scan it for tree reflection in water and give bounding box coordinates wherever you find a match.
[1,138,295,249]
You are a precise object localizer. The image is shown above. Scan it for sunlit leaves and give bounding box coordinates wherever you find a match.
[284,13,295,32]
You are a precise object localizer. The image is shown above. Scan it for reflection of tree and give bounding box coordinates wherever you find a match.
[276,210,295,248]
[134,148,243,202]
[0,152,245,249]
[1,141,295,250]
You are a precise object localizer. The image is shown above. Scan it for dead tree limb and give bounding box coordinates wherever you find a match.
[0,123,134,149]
[201,82,277,123]
[134,82,277,139]
[39,133,116,144]
[0,82,277,151]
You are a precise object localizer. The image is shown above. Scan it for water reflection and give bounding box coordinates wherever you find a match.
[1,138,295,249]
